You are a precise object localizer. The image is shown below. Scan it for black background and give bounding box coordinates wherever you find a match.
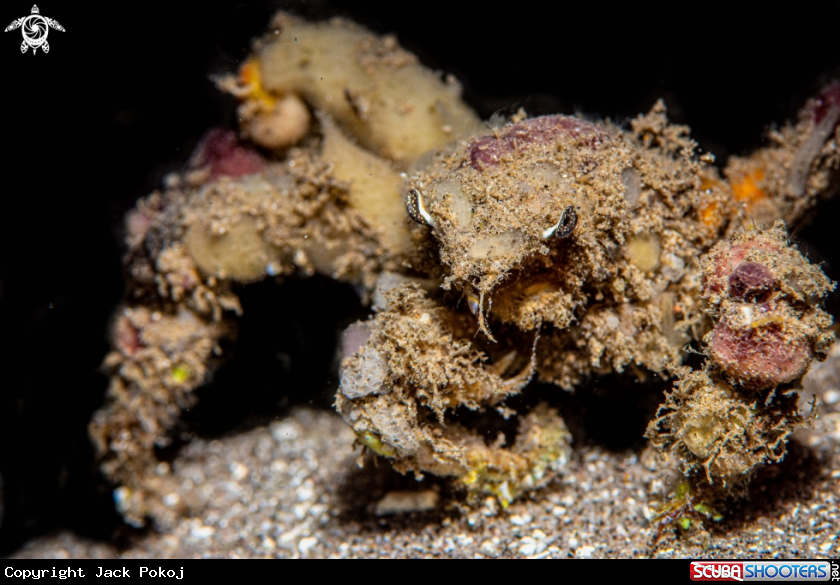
[1,0,839,555]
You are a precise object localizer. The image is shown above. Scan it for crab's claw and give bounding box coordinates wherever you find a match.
[20,40,27,53]
[42,40,49,53]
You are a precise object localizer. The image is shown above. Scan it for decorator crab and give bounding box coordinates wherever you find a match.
[90,12,840,530]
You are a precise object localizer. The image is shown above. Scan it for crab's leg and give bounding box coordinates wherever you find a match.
[90,304,228,528]
[721,82,840,228]
[336,284,570,507]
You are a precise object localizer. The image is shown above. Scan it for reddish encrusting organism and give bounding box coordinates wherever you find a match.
[700,223,834,389]
[468,115,606,170]
[192,128,264,179]
[709,322,809,388]
[114,315,142,357]
[813,81,840,125]
[727,261,775,301]
[649,221,834,511]
[704,240,782,296]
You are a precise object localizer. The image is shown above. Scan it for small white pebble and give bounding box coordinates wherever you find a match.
[518,537,539,557]
[293,504,309,520]
[298,536,318,554]
[230,462,249,482]
[819,542,833,553]
[510,513,532,526]
[375,490,439,516]
[455,534,474,547]
[271,420,301,443]
[266,262,281,277]
[827,414,840,441]
[262,537,276,551]
[278,530,298,544]
[576,545,595,558]
[190,524,215,540]
[296,480,315,502]
[552,506,567,517]
[823,389,840,405]
[270,459,287,473]
[163,493,180,507]
[481,497,498,517]
[113,487,131,509]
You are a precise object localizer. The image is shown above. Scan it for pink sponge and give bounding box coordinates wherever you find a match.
[192,128,264,179]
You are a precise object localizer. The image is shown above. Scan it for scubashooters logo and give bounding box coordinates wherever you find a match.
[4,5,64,54]
[691,561,834,582]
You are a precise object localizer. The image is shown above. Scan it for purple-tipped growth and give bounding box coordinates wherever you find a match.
[814,81,840,125]
[727,262,775,301]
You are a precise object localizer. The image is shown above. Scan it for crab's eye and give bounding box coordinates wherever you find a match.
[543,205,578,239]
[466,289,480,315]
[555,205,577,238]
[406,189,422,224]
[406,188,435,228]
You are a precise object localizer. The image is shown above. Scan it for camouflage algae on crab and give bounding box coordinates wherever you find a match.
[91,12,840,529]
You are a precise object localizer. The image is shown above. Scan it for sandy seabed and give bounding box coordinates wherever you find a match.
[11,390,839,559]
